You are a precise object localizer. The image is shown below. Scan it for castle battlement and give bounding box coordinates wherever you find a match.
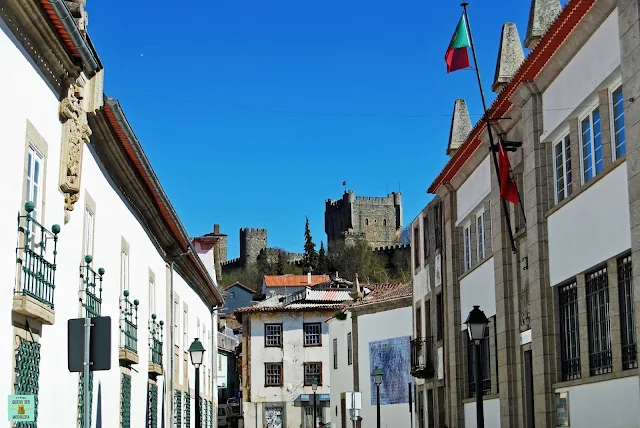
[240,227,267,233]
[222,257,241,266]
[353,192,401,206]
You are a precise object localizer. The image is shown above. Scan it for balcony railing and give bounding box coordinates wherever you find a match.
[411,337,436,379]
[120,290,139,353]
[15,202,60,309]
[80,255,104,318]
[149,314,164,366]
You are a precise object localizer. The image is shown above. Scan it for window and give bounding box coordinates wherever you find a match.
[218,355,222,371]
[383,219,387,226]
[149,277,156,316]
[347,332,352,365]
[467,327,490,397]
[436,293,444,342]
[423,215,430,260]
[580,107,603,183]
[618,254,637,369]
[553,134,572,203]
[304,323,321,346]
[228,291,235,299]
[434,203,442,250]
[415,307,422,340]
[365,218,369,226]
[84,206,94,257]
[120,249,129,293]
[174,300,180,347]
[586,266,612,375]
[463,225,472,271]
[413,225,421,269]
[304,362,322,385]
[183,308,188,351]
[26,144,43,224]
[264,363,282,387]
[425,300,432,338]
[476,212,486,261]
[559,281,580,380]
[417,391,425,428]
[333,338,338,369]
[265,324,283,347]
[611,85,626,158]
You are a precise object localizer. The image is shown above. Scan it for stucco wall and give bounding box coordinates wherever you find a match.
[456,157,491,225]
[463,398,500,428]
[459,257,496,328]
[328,312,354,426]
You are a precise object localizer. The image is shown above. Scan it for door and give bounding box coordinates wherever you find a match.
[524,350,535,428]
[266,407,284,428]
[427,389,435,428]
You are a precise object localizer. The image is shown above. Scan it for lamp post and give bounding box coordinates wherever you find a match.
[188,338,206,428]
[371,366,384,428]
[465,305,490,428]
[311,378,318,428]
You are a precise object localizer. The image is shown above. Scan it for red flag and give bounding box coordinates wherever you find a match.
[498,141,519,204]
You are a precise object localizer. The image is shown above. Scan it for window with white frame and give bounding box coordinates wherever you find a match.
[476,211,485,261]
[84,206,94,257]
[149,277,156,316]
[581,106,603,183]
[183,308,188,350]
[554,134,572,203]
[174,300,179,348]
[26,144,43,225]
[611,85,626,159]
[463,224,472,271]
[120,249,129,293]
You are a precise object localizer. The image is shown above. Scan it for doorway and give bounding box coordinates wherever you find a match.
[524,350,535,428]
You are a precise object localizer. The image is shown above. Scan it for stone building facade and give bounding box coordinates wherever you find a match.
[421,0,640,427]
[325,190,403,249]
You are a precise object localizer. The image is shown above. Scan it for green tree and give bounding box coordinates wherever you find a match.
[327,237,385,282]
[318,241,328,274]
[303,217,318,274]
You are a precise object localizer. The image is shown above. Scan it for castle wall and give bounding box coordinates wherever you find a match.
[239,228,267,266]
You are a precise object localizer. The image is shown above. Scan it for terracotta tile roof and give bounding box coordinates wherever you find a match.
[263,274,330,287]
[350,283,412,308]
[428,0,596,194]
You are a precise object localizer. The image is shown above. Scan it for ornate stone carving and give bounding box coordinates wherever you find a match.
[59,75,91,223]
[64,0,88,32]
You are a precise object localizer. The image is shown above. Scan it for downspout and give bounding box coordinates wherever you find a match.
[46,0,100,75]
[169,261,175,427]
[211,308,218,419]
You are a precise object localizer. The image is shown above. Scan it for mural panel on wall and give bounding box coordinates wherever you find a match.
[369,336,411,405]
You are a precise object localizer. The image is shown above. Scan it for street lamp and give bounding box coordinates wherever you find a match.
[188,338,206,428]
[371,366,384,428]
[465,305,490,428]
[311,378,318,428]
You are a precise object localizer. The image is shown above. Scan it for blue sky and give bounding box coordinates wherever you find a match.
[87,0,534,258]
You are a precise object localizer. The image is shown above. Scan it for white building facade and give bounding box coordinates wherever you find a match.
[328,283,413,428]
[0,1,223,427]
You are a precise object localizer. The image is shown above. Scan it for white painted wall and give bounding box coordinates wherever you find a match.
[459,258,496,328]
[328,312,354,427]
[357,306,412,428]
[456,157,491,225]
[548,163,631,285]
[541,10,620,141]
[464,398,500,428]
[244,310,331,428]
[555,376,640,428]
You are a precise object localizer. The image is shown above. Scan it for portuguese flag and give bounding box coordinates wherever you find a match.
[445,15,471,73]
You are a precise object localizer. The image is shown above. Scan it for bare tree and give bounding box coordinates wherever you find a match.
[401,225,412,245]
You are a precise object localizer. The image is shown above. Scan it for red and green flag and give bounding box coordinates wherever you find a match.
[445,15,471,73]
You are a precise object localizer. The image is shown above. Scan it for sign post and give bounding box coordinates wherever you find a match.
[83,316,92,428]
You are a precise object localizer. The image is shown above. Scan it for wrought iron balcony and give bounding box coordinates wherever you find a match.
[120,290,139,353]
[15,201,60,310]
[149,314,164,372]
[80,255,104,318]
[411,336,436,379]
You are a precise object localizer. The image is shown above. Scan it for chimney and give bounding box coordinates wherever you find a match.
[525,0,561,50]
[308,272,311,284]
[492,23,525,94]
[214,224,220,234]
[447,99,472,157]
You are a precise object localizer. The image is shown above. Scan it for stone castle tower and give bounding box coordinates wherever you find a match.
[325,190,402,249]
[239,228,267,265]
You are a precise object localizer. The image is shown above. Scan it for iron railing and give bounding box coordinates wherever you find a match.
[149,314,164,365]
[410,337,435,379]
[15,201,60,308]
[618,254,638,370]
[586,266,612,376]
[559,281,581,381]
[80,255,104,317]
[467,336,491,398]
[120,290,139,353]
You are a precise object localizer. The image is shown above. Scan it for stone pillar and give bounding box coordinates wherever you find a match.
[440,187,465,428]
[516,82,558,428]
[619,0,640,361]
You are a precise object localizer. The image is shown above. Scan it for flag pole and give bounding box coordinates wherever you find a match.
[461,2,517,254]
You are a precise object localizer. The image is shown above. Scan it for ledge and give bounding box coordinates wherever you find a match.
[148,362,163,376]
[552,367,638,389]
[462,393,499,404]
[12,295,55,326]
[119,348,139,365]
[458,253,494,282]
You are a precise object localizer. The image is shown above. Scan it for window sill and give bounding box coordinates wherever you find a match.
[462,393,499,404]
[547,155,626,218]
[458,251,494,282]
[552,366,638,389]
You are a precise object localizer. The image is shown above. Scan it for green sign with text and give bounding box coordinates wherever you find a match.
[8,395,35,422]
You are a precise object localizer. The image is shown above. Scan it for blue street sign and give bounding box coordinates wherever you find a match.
[319,394,330,401]
[299,394,310,402]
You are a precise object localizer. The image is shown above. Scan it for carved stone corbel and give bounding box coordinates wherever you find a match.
[59,74,91,223]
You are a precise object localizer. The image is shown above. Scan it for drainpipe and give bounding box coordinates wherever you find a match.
[211,308,218,418]
[46,0,100,75]
[169,261,175,427]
